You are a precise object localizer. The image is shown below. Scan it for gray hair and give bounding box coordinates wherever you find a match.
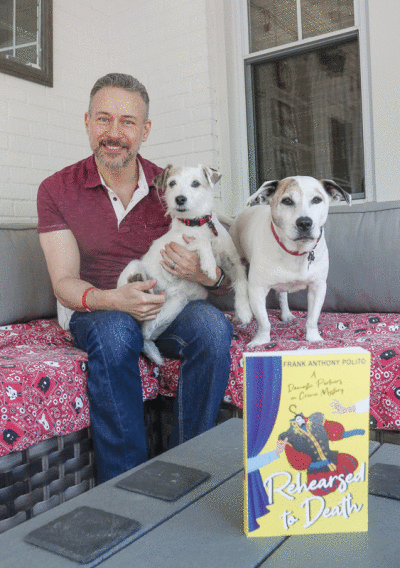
[89,73,150,121]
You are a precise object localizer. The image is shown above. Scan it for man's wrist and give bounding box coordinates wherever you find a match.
[203,267,225,290]
[82,286,96,312]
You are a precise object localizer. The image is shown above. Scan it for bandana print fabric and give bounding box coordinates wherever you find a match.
[148,311,400,431]
[1,311,399,457]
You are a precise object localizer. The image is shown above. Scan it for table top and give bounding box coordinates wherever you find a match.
[0,420,398,568]
[259,442,400,568]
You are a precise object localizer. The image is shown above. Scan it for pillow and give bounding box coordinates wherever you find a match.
[280,200,400,313]
[0,225,56,325]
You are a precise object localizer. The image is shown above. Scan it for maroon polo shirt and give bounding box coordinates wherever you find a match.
[37,154,170,290]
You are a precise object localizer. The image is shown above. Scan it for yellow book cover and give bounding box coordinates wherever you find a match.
[243,347,371,537]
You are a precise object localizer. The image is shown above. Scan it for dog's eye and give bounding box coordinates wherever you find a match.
[281,197,294,206]
[312,197,323,204]
[191,180,201,188]
[169,180,176,188]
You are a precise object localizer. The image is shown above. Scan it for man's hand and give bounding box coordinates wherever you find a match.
[160,235,221,287]
[115,279,166,321]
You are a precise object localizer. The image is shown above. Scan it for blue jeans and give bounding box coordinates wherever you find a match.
[70,300,233,483]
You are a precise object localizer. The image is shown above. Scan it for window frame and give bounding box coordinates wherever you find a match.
[0,0,53,87]
[243,0,374,200]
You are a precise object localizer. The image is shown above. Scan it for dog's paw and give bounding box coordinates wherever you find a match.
[201,264,217,281]
[247,331,271,348]
[236,305,253,326]
[306,329,323,342]
[281,311,295,323]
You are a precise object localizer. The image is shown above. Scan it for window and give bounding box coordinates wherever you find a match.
[0,0,53,87]
[246,0,365,198]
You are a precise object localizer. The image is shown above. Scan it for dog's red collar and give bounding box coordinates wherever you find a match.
[178,214,218,236]
[270,222,322,265]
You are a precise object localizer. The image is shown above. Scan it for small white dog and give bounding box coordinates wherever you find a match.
[118,164,252,364]
[229,176,351,347]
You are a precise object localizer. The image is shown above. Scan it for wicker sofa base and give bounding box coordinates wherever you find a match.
[0,426,95,534]
[0,396,241,534]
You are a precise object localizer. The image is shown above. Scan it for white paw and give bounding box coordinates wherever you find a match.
[306,329,323,342]
[236,305,253,326]
[247,331,271,348]
[281,311,295,323]
[201,263,217,280]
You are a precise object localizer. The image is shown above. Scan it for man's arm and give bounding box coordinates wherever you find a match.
[160,236,227,290]
[39,229,165,321]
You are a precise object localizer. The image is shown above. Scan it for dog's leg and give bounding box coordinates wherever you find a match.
[117,259,149,289]
[232,265,253,325]
[247,285,271,347]
[141,293,190,343]
[221,254,252,325]
[187,240,217,280]
[305,281,326,342]
[142,340,164,366]
[278,292,295,322]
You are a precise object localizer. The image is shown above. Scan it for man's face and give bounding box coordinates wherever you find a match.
[85,86,151,169]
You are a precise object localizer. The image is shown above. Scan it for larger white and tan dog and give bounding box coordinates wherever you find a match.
[229,176,351,347]
[118,164,252,364]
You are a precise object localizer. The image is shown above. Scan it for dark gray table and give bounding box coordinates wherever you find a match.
[0,419,397,568]
[259,442,400,568]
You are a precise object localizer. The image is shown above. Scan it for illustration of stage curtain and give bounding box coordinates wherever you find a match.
[246,356,282,532]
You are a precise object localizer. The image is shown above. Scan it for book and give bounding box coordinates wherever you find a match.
[243,347,371,537]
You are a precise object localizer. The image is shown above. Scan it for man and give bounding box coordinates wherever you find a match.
[37,73,233,483]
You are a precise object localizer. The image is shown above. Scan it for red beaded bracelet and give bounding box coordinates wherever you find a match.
[82,287,96,312]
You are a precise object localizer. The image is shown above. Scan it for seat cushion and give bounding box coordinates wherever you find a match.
[1,311,399,457]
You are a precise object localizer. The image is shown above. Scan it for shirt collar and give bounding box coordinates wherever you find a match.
[99,159,149,202]
[83,153,153,193]
[83,155,103,190]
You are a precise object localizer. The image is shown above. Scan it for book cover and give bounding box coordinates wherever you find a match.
[243,347,371,537]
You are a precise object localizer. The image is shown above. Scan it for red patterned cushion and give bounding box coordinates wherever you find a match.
[143,311,400,431]
[0,319,90,456]
[1,311,399,457]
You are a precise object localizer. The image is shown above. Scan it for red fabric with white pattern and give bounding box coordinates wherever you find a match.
[1,311,399,456]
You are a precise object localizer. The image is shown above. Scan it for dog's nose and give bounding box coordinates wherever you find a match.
[175,195,187,206]
[296,217,313,232]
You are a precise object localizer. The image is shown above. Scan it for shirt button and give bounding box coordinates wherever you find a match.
[113,197,118,201]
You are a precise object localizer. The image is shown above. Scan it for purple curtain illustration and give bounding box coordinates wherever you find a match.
[246,356,282,532]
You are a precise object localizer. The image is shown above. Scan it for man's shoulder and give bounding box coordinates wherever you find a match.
[40,155,98,189]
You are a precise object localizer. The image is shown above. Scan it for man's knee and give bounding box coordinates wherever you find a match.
[86,311,144,359]
[187,302,233,353]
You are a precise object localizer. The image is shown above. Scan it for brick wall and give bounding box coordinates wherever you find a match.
[0,0,221,223]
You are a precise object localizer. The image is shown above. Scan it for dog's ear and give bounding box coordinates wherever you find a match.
[153,164,174,189]
[201,165,222,187]
[246,180,279,206]
[321,180,352,205]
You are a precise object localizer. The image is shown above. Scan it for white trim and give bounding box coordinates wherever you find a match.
[232,0,251,211]
[244,27,359,63]
[297,0,303,41]
[243,0,373,202]
[357,0,376,201]
[216,1,374,212]
[212,0,251,215]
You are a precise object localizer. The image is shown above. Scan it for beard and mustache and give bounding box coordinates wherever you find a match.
[93,137,140,169]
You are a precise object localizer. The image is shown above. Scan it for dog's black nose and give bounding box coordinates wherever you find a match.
[175,195,187,206]
[296,217,313,232]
